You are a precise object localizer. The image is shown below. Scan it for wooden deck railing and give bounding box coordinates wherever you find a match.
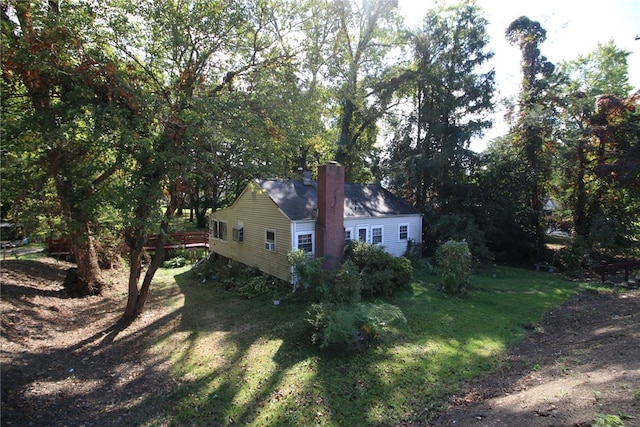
[143,232,209,251]
[47,232,209,257]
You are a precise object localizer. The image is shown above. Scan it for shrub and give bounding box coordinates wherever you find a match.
[163,255,190,268]
[307,301,406,351]
[435,240,471,295]
[403,239,429,269]
[344,240,413,297]
[287,249,324,290]
[328,260,361,304]
[236,275,277,299]
[557,237,590,277]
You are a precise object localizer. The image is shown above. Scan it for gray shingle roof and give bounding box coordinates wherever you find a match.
[256,179,420,221]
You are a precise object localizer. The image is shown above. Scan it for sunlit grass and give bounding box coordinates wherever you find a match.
[141,264,587,426]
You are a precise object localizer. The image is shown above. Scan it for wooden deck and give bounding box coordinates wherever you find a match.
[47,232,209,257]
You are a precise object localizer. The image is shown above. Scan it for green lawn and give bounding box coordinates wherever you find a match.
[143,264,586,426]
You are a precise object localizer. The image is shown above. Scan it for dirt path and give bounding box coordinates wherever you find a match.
[1,258,639,426]
[430,288,640,426]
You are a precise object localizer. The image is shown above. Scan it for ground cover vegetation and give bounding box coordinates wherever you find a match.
[155,258,585,425]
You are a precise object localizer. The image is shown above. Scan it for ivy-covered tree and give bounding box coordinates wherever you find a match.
[505,16,556,260]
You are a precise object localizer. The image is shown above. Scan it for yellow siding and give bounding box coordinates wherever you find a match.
[210,185,292,282]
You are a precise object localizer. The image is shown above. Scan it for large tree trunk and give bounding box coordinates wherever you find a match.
[67,231,103,296]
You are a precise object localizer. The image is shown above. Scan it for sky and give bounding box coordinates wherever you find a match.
[397,0,640,152]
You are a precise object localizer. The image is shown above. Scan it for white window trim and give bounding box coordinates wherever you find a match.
[371,225,383,245]
[398,223,409,242]
[295,231,315,254]
[357,225,368,243]
[344,227,354,242]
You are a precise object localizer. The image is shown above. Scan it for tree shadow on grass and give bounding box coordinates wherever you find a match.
[165,269,421,426]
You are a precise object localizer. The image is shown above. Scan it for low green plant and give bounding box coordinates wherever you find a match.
[307,301,406,350]
[435,239,471,295]
[236,275,276,299]
[328,259,362,304]
[592,413,625,427]
[163,256,190,268]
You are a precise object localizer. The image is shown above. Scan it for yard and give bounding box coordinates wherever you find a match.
[1,256,638,426]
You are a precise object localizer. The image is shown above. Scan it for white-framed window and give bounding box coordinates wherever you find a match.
[399,224,409,241]
[371,226,383,244]
[344,228,353,242]
[212,220,228,241]
[265,229,276,251]
[296,232,313,253]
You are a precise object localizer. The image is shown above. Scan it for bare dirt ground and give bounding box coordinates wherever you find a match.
[1,257,639,427]
[1,257,179,426]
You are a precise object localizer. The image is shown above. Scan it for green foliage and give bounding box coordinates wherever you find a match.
[306,245,411,351]
[163,256,190,269]
[155,262,579,425]
[429,213,494,265]
[384,1,493,222]
[307,301,406,351]
[592,413,626,427]
[326,260,362,305]
[287,249,324,290]
[236,276,276,300]
[206,257,286,300]
[345,240,413,297]
[557,237,590,277]
[436,240,472,295]
[505,16,557,259]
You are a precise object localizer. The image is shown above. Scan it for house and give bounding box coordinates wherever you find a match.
[209,163,422,282]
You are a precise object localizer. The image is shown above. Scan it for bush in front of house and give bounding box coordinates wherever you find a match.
[305,244,409,351]
[287,249,324,291]
[436,239,472,295]
[344,240,413,297]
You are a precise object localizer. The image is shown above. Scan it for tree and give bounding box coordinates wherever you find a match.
[505,16,556,260]
[384,1,494,257]
[587,91,640,252]
[475,135,532,262]
[2,0,130,294]
[331,0,406,182]
[102,0,302,316]
[553,42,634,250]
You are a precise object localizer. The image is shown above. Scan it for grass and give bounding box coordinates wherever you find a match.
[140,263,586,426]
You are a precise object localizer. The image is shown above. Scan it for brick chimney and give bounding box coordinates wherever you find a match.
[316,162,345,270]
